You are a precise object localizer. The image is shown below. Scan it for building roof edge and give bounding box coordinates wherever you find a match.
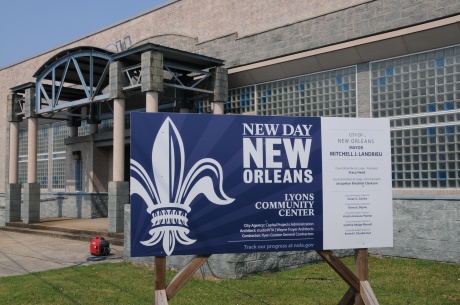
[0,0,179,71]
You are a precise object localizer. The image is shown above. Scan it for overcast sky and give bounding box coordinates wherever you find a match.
[0,0,170,68]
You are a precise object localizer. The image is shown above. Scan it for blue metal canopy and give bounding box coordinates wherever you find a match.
[11,43,225,123]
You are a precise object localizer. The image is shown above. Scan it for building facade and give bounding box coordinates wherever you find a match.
[0,0,459,272]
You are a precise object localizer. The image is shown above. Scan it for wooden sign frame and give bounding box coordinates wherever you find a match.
[152,248,379,305]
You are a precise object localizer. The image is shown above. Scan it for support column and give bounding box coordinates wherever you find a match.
[108,180,129,233]
[4,93,22,225]
[141,51,163,112]
[88,103,99,135]
[113,98,125,182]
[27,117,38,183]
[4,184,21,224]
[108,61,129,233]
[213,102,224,114]
[211,67,228,115]
[89,124,98,135]
[23,88,40,224]
[67,107,81,138]
[146,91,159,113]
[9,121,19,184]
[69,126,78,138]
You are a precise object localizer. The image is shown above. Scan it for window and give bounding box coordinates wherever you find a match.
[18,121,69,191]
[371,45,460,188]
[227,66,357,117]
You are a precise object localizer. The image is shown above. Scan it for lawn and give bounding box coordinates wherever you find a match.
[0,256,458,304]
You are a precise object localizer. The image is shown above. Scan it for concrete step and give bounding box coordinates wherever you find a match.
[1,222,124,246]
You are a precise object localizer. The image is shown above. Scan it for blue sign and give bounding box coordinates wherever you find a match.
[130,113,324,256]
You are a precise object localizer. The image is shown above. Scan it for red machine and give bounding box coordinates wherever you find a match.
[90,236,111,256]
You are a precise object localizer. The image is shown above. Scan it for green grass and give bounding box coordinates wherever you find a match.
[0,256,458,304]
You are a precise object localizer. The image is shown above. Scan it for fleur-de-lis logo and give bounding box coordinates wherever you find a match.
[130,117,234,255]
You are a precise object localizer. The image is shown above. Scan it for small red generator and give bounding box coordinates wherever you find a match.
[90,236,111,256]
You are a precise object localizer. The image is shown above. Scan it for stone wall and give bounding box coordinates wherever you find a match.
[370,198,460,263]
[38,193,108,219]
[125,197,460,278]
[194,0,460,68]
[0,192,107,224]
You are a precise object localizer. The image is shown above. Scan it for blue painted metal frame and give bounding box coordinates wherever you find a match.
[30,43,225,120]
[122,62,214,95]
[35,51,112,115]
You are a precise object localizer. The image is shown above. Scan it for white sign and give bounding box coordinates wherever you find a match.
[322,117,393,249]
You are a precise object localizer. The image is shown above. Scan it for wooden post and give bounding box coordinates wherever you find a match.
[316,250,360,292]
[338,287,355,305]
[166,255,211,300]
[152,255,212,304]
[354,249,369,305]
[154,256,168,305]
[316,249,381,305]
[360,281,379,305]
[150,250,379,304]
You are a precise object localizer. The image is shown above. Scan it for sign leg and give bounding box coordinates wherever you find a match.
[354,249,369,305]
[338,287,355,305]
[166,254,211,300]
[154,256,168,305]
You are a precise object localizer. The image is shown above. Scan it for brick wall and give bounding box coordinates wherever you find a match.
[195,0,460,68]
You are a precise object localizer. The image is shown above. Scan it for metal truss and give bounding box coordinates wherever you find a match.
[35,51,112,116]
[19,43,225,122]
[123,64,142,90]
[15,95,26,116]
[122,61,214,94]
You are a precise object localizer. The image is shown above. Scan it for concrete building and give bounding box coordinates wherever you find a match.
[0,0,459,276]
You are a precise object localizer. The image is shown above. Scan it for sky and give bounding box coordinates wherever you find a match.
[0,0,170,68]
